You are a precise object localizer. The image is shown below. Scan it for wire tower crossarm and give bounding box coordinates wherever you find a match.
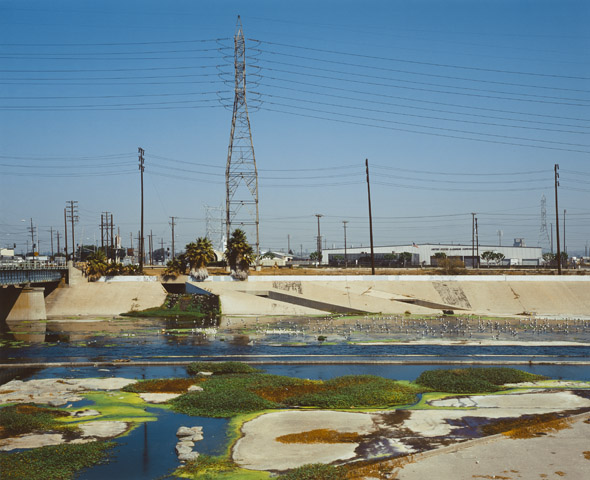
[225,15,260,265]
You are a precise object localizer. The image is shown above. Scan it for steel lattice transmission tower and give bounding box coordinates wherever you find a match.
[204,204,224,252]
[225,16,259,261]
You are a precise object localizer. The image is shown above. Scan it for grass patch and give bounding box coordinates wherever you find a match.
[172,370,424,417]
[0,404,78,438]
[0,441,114,480]
[186,361,261,376]
[277,429,362,444]
[278,463,348,480]
[415,368,547,394]
[59,392,159,425]
[171,375,280,417]
[122,378,204,394]
[281,375,422,409]
[175,454,271,479]
[122,293,219,322]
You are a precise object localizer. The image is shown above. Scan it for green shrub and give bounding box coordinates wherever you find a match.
[186,361,260,376]
[171,374,279,417]
[415,368,547,394]
[172,373,423,417]
[0,404,77,438]
[176,454,236,478]
[122,378,202,394]
[0,441,114,480]
[283,375,421,409]
[279,463,347,480]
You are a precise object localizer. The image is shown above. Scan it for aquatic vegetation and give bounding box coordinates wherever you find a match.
[60,392,158,425]
[171,375,279,417]
[186,361,261,375]
[0,441,114,480]
[0,404,78,438]
[276,429,362,444]
[122,293,220,322]
[172,372,424,417]
[176,454,270,479]
[415,368,547,394]
[122,378,204,394]
[481,412,573,439]
[278,463,348,480]
[280,375,422,409]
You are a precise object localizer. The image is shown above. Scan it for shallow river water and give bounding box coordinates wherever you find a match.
[1,315,590,479]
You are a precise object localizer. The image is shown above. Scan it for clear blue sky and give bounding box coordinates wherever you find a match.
[1,0,589,257]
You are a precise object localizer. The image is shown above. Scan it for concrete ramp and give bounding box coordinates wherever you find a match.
[194,283,325,316]
[203,276,590,317]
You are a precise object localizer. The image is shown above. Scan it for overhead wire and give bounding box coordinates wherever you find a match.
[252,53,590,94]
[250,39,590,80]
[258,100,590,149]
[256,67,589,106]
[253,83,589,129]
[254,92,588,134]
[256,78,590,123]
[260,106,589,154]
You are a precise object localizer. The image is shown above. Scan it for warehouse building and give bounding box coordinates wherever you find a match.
[322,242,543,268]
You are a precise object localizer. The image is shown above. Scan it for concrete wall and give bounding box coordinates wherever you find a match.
[195,275,590,318]
[46,281,167,317]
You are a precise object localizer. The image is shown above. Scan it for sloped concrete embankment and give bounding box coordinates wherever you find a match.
[45,277,167,317]
[195,276,590,317]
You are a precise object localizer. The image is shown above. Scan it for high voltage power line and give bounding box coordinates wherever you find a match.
[249,39,590,80]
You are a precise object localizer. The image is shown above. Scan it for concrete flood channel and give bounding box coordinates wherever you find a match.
[1,314,590,479]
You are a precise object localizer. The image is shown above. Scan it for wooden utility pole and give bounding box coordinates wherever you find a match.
[315,214,323,265]
[138,147,145,272]
[365,159,375,275]
[66,200,78,261]
[343,220,348,269]
[170,216,176,259]
[50,226,54,258]
[64,208,69,262]
[29,218,35,255]
[475,217,479,268]
[471,213,475,268]
[110,214,114,257]
[149,230,153,265]
[554,165,561,275]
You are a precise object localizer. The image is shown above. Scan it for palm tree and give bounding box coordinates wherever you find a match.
[225,229,254,280]
[185,237,216,281]
[163,257,186,279]
[85,249,108,281]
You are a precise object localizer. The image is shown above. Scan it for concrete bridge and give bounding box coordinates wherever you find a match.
[0,262,67,286]
[0,262,75,326]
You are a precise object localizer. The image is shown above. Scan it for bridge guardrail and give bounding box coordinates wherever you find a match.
[0,261,67,271]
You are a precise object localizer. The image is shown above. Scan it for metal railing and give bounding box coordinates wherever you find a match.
[0,262,67,286]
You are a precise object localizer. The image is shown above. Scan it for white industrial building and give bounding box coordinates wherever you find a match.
[322,243,543,267]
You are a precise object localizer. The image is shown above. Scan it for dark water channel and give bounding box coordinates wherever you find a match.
[1,315,590,479]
